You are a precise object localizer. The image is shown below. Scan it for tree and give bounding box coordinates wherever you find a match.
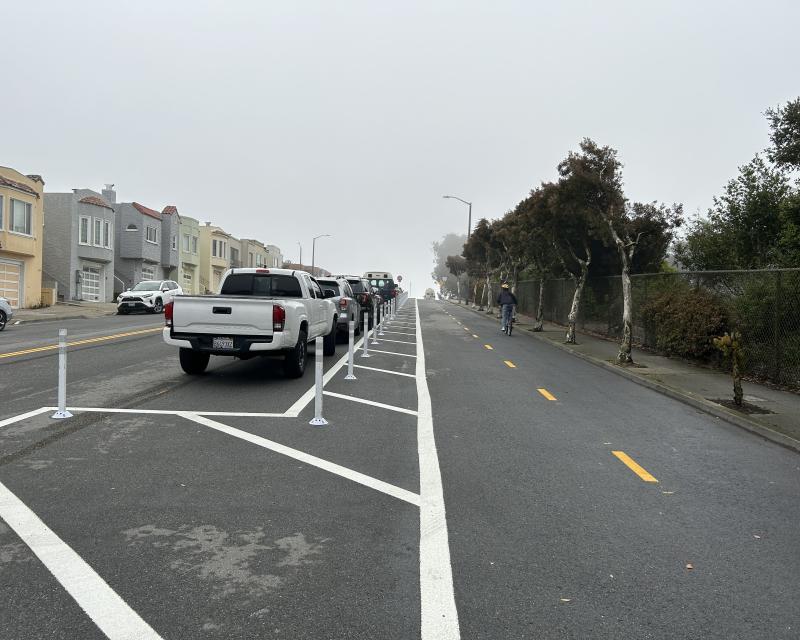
[432,233,466,296]
[766,97,800,169]
[445,255,467,303]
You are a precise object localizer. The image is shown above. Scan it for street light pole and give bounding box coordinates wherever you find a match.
[443,194,473,304]
[297,241,302,268]
[311,234,331,276]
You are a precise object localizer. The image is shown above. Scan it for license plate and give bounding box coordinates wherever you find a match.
[126,302,135,306]
[213,337,234,349]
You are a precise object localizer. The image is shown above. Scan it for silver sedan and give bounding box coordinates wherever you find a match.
[0,297,13,331]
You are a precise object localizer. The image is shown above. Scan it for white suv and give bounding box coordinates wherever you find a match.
[118,280,182,314]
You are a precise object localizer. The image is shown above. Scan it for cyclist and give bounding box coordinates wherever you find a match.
[496,282,517,334]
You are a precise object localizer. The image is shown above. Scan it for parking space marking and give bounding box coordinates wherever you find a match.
[353,364,417,378]
[378,338,417,345]
[612,451,659,483]
[366,349,417,358]
[0,480,163,639]
[504,360,516,368]
[537,388,557,401]
[0,327,162,360]
[484,344,493,350]
[414,301,461,638]
[383,330,416,336]
[60,407,287,418]
[180,413,421,506]
[0,406,53,429]
[323,391,419,416]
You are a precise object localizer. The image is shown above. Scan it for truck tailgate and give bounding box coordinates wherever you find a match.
[172,296,274,336]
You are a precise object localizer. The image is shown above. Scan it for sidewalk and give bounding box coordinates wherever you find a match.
[12,302,118,324]
[453,301,800,451]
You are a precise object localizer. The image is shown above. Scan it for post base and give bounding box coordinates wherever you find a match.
[361,353,371,358]
[309,417,329,426]
[344,374,357,380]
[51,410,73,420]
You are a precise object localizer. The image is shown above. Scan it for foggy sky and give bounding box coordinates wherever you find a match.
[3,0,798,295]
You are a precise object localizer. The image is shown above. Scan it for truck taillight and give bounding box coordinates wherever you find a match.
[339,298,348,309]
[165,301,174,327]
[273,305,285,332]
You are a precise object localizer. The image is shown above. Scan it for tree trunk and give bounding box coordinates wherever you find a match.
[486,276,493,314]
[472,280,480,309]
[617,261,633,364]
[456,278,462,304]
[533,276,545,332]
[565,273,586,344]
[732,353,743,407]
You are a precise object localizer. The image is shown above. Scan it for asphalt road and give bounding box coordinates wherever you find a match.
[1,300,798,639]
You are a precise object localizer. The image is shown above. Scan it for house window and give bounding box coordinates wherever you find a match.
[126,223,138,231]
[172,235,177,250]
[10,199,32,235]
[213,239,227,258]
[142,265,156,281]
[182,234,190,251]
[103,221,112,248]
[145,226,158,243]
[93,218,102,246]
[192,236,198,254]
[0,195,4,229]
[212,239,217,256]
[79,216,91,245]
[183,272,192,287]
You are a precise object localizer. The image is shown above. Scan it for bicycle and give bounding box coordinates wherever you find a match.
[506,311,514,336]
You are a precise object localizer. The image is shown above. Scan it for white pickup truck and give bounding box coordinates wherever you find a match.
[163,268,338,378]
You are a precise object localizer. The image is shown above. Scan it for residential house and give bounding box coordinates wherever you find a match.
[114,198,178,292]
[199,223,234,293]
[171,210,200,294]
[265,244,283,268]
[0,167,44,308]
[43,186,116,302]
[240,238,269,268]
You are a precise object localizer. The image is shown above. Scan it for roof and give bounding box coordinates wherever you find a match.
[132,202,162,220]
[162,205,178,215]
[78,195,114,210]
[0,175,39,198]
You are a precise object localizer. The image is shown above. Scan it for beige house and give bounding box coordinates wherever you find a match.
[0,167,44,308]
[199,223,234,293]
[171,210,200,294]
[240,238,269,268]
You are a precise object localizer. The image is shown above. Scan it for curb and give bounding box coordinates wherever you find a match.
[447,300,800,454]
[13,311,120,326]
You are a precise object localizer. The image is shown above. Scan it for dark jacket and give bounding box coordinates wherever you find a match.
[497,290,517,306]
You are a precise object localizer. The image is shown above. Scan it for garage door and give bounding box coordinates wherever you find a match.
[82,266,101,302]
[0,260,22,308]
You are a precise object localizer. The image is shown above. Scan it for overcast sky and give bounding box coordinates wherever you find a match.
[3,0,798,295]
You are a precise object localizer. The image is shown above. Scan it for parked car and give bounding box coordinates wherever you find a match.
[335,275,378,327]
[118,280,183,314]
[317,277,362,339]
[0,297,13,331]
[363,270,399,302]
[163,268,338,378]
[424,288,435,300]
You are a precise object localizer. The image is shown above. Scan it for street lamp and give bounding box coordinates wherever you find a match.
[297,241,303,267]
[311,234,331,276]
[442,195,472,239]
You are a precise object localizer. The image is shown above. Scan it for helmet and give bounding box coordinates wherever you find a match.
[501,282,510,289]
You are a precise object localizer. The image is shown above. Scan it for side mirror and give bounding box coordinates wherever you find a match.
[323,289,335,299]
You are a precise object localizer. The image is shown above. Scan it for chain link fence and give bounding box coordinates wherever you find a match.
[515,269,800,389]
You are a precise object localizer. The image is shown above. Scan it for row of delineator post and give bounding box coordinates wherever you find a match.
[309,293,406,426]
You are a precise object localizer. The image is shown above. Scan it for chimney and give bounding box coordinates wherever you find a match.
[102,183,116,204]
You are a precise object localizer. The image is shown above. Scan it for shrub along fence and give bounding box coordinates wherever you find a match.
[515,269,800,389]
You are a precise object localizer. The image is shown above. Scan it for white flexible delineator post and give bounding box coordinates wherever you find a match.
[371,301,380,344]
[345,319,357,380]
[309,336,328,426]
[362,311,371,358]
[378,302,386,336]
[52,329,73,420]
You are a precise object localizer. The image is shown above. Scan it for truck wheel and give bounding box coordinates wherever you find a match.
[323,320,337,356]
[283,329,307,378]
[179,348,209,375]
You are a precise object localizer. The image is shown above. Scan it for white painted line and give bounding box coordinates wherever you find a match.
[0,480,163,639]
[59,407,288,418]
[367,349,417,358]
[323,391,419,416]
[0,406,53,429]
[284,337,364,417]
[180,413,421,507]
[353,364,417,378]
[383,330,417,336]
[378,338,417,345]
[415,300,461,638]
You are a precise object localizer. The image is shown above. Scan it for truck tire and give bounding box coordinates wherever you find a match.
[284,329,308,378]
[323,319,337,356]
[179,348,209,375]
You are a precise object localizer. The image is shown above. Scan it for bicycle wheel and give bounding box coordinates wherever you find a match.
[507,319,513,336]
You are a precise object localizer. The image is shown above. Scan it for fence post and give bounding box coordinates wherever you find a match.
[774,270,782,383]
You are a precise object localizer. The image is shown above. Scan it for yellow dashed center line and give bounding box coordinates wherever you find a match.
[537,388,557,401]
[472,334,479,339]
[612,451,658,483]
[0,327,162,360]
[504,360,516,368]
[484,344,493,350]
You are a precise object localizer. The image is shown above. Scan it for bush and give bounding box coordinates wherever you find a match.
[640,287,729,360]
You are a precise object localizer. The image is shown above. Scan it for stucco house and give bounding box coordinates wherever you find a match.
[114,199,178,293]
[43,186,116,302]
[171,209,200,294]
[0,167,44,308]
